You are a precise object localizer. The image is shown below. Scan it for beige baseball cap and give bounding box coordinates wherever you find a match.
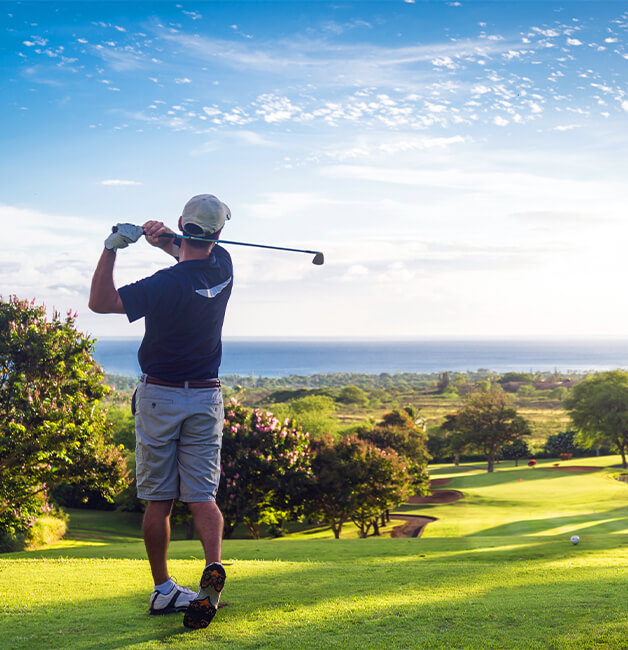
[181,194,231,238]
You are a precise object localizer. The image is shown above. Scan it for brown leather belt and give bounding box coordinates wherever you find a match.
[142,375,220,389]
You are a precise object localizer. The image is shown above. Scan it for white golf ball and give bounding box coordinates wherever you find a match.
[570,535,580,545]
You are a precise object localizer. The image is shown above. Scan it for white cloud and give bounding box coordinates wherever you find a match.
[318,164,625,211]
[230,130,274,146]
[241,192,339,220]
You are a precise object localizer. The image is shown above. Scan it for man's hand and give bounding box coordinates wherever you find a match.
[143,220,175,247]
[143,220,180,258]
[104,223,144,252]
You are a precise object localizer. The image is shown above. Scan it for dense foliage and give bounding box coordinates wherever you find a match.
[499,439,531,466]
[356,408,431,494]
[268,394,339,438]
[306,435,411,539]
[216,402,423,539]
[0,296,128,542]
[439,413,472,466]
[564,370,628,468]
[543,431,580,458]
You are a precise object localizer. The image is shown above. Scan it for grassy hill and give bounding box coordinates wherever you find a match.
[2,456,627,648]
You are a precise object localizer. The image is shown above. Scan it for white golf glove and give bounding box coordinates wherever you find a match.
[104,223,144,252]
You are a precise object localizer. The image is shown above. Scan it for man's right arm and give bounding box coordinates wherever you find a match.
[89,249,125,314]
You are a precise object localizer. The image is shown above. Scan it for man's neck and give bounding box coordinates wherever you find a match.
[179,241,215,262]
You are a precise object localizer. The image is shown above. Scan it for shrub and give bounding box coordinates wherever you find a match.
[544,431,581,458]
[26,514,68,549]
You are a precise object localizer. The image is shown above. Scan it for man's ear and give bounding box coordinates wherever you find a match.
[178,215,183,231]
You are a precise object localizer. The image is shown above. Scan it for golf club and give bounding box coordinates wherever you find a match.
[112,226,325,265]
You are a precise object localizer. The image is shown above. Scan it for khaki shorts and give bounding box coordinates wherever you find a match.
[133,380,224,502]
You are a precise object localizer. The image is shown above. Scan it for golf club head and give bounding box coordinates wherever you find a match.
[312,252,324,266]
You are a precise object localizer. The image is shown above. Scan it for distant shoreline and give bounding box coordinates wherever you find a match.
[93,338,628,378]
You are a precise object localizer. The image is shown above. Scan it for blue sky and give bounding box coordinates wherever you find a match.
[2,1,628,338]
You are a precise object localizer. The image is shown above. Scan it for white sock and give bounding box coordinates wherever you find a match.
[155,578,175,594]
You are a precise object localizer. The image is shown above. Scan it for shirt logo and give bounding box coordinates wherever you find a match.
[195,277,232,299]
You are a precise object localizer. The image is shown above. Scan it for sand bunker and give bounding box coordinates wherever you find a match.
[545,466,602,472]
[408,489,464,505]
[390,515,438,538]
[390,487,464,537]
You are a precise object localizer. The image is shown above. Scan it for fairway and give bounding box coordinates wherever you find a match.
[2,456,627,649]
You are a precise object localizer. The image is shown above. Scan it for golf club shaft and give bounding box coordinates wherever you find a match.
[159,232,322,257]
[111,225,324,264]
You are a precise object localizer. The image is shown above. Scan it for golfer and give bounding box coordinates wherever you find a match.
[89,194,233,630]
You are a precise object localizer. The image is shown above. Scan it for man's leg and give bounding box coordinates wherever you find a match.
[183,501,226,629]
[188,501,223,565]
[143,499,174,585]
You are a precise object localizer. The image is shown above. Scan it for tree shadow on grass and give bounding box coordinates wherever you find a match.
[447,467,576,490]
[465,505,628,538]
[2,554,626,649]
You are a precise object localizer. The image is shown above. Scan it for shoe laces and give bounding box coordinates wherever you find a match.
[170,577,196,596]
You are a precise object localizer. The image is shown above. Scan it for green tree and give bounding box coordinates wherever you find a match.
[273,394,338,437]
[453,391,531,472]
[499,439,530,466]
[564,370,628,468]
[104,404,135,449]
[440,413,471,466]
[436,372,450,394]
[0,296,128,540]
[305,436,410,539]
[498,372,533,385]
[337,385,368,406]
[517,385,537,398]
[349,445,412,538]
[357,409,431,495]
[544,431,579,458]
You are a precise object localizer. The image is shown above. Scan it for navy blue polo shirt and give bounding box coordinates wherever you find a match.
[118,245,232,381]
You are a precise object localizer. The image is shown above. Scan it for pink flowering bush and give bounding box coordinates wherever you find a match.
[218,399,312,539]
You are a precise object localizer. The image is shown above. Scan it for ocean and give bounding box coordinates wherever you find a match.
[92,338,628,378]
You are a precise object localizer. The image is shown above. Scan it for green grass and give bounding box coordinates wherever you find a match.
[2,456,627,649]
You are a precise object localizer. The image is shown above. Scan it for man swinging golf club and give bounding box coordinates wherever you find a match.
[89,194,233,630]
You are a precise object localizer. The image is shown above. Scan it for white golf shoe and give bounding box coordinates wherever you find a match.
[149,581,196,615]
